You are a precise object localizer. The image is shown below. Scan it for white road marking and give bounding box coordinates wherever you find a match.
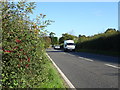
[46,53,76,89]
[69,54,75,56]
[78,57,93,62]
[105,64,120,69]
[63,53,67,54]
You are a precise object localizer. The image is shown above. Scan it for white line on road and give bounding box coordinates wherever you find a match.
[69,54,75,56]
[78,57,93,62]
[46,53,76,89]
[105,64,120,69]
[63,53,67,54]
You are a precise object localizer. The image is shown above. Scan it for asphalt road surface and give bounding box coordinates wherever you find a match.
[47,48,119,89]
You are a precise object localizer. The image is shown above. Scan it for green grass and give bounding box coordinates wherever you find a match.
[76,49,120,57]
[40,55,68,88]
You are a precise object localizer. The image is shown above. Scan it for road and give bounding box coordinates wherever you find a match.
[47,48,119,89]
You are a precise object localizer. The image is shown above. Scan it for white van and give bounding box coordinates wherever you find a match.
[64,40,75,51]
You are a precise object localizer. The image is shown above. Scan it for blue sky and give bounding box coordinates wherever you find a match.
[29,2,118,37]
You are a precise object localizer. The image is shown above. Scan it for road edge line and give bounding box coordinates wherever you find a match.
[46,53,76,89]
[105,64,120,69]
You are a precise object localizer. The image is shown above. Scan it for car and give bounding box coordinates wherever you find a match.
[54,45,60,50]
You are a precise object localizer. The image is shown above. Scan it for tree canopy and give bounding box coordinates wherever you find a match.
[59,33,77,44]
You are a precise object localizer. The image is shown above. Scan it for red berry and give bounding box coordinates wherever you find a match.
[25,64,29,68]
[28,58,30,62]
[4,50,12,53]
[16,39,21,43]
[19,49,23,51]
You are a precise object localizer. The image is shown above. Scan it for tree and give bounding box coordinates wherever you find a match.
[49,32,58,46]
[78,35,87,43]
[52,37,58,45]
[59,37,65,44]
[59,33,77,44]
[49,32,55,38]
[105,28,116,33]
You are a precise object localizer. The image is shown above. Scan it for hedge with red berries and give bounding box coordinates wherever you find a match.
[1,1,52,88]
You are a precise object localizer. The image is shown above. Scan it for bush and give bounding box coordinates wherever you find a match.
[1,1,53,88]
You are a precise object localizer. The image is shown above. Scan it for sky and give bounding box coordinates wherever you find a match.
[29,2,118,37]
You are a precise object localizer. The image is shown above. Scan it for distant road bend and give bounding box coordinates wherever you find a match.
[47,48,119,89]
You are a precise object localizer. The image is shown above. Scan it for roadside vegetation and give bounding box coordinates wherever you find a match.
[76,29,120,57]
[58,29,119,57]
[1,1,67,88]
[40,58,67,88]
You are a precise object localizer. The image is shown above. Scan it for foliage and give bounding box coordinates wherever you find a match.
[1,1,63,88]
[43,36,51,48]
[51,37,58,45]
[59,33,77,44]
[49,32,59,46]
[76,29,120,55]
[49,32,55,38]
[39,59,67,88]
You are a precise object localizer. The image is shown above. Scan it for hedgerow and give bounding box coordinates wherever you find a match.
[76,29,120,53]
[1,1,53,88]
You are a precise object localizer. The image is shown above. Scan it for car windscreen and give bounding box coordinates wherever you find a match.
[67,43,74,45]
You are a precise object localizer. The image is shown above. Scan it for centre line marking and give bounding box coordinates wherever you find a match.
[69,54,75,56]
[78,57,93,62]
[105,64,120,69]
[63,53,67,54]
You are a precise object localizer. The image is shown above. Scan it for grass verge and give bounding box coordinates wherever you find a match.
[40,54,68,88]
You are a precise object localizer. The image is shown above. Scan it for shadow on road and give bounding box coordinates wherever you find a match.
[47,48,63,53]
[47,50,63,53]
[47,48,119,64]
[68,51,119,64]
[103,72,120,76]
